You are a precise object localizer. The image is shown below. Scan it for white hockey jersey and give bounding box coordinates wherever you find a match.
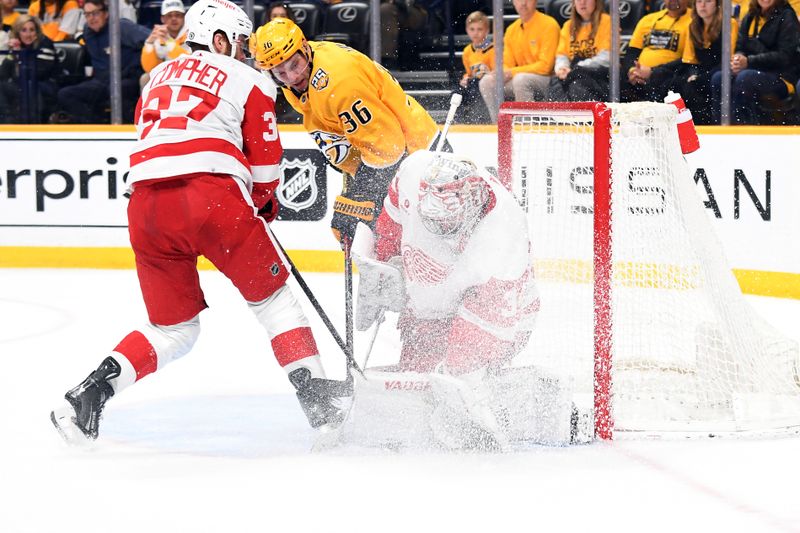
[129,51,282,199]
[376,151,540,346]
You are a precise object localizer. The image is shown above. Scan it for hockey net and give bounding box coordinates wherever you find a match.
[498,101,800,439]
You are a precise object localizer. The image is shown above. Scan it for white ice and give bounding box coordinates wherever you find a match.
[1,268,799,533]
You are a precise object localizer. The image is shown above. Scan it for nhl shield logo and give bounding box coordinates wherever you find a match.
[278,157,318,212]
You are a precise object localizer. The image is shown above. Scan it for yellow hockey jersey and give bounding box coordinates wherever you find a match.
[462,40,494,80]
[281,41,439,176]
[503,11,561,76]
[557,13,612,61]
[629,9,693,68]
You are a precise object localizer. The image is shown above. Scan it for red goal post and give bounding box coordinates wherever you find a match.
[499,102,613,439]
[497,101,800,440]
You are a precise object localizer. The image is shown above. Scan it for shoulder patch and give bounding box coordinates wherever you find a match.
[311,68,329,90]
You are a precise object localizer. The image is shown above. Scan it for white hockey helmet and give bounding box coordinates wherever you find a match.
[417,153,489,236]
[184,0,253,58]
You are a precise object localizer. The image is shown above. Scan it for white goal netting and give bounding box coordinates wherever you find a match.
[501,102,800,436]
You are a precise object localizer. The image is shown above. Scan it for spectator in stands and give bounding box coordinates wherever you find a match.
[547,0,611,102]
[478,0,560,123]
[1,0,20,51]
[621,0,692,103]
[734,0,799,20]
[27,0,81,42]
[671,0,737,124]
[457,10,493,124]
[267,1,294,21]
[711,0,800,124]
[0,15,59,122]
[140,0,188,88]
[53,0,149,123]
[380,0,438,69]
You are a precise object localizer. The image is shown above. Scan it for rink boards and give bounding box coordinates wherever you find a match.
[0,125,798,298]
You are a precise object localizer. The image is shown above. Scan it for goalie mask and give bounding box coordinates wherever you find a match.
[417,154,489,236]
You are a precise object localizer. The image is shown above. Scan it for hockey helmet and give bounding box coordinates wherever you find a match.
[250,17,307,70]
[417,153,489,236]
[184,0,253,58]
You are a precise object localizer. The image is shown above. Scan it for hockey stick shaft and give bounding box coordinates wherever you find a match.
[343,234,354,360]
[361,310,385,370]
[275,237,363,375]
[435,92,463,152]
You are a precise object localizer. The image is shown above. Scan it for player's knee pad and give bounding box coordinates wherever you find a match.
[141,315,201,369]
[248,284,310,339]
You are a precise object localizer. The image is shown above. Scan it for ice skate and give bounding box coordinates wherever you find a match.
[289,367,351,430]
[429,365,509,452]
[50,356,120,444]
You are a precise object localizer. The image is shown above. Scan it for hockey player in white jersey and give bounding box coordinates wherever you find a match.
[355,150,540,449]
[50,0,348,444]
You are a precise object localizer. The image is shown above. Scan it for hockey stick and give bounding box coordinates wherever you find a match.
[343,234,354,362]
[275,237,363,376]
[361,309,385,370]
[435,92,463,152]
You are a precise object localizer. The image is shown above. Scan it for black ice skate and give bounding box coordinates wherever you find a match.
[288,367,351,429]
[50,356,120,443]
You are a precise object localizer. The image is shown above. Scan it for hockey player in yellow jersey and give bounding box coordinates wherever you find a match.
[250,17,443,244]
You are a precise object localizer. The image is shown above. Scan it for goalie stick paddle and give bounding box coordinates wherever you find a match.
[274,236,363,376]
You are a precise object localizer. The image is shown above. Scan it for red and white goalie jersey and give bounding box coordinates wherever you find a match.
[374,151,540,372]
[129,51,281,207]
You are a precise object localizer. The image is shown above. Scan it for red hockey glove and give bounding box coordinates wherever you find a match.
[252,182,279,223]
[258,197,279,223]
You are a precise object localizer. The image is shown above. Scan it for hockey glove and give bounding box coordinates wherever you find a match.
[258,197,279,223]
[252,181,279,222]
[330,161,400,244]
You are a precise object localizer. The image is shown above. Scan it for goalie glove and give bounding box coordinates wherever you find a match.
[331,160,400,244]
[354,255,406,331]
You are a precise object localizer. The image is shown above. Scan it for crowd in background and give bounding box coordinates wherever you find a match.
[0,0,798,125]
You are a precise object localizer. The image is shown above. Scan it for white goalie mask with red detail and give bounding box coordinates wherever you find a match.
[417,154,489,236]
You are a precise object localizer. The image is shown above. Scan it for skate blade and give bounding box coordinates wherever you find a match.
[50,403,91,446]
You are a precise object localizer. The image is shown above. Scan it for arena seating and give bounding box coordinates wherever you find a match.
[314,1,370,53]
[288,2,323,40]
[53,42,86,86]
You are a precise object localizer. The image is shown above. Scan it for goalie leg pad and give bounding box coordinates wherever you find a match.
[428,365,509,452]
[488,366,587,445]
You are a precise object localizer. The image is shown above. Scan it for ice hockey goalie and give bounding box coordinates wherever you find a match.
[331,151,592,451]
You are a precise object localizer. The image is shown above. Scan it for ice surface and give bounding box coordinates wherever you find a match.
[1,268,799,533]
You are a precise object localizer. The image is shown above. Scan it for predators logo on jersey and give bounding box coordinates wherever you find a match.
[311,68,329,90]
[311,130,352,166]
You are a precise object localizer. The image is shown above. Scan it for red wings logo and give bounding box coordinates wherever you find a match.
[402,246,449,284]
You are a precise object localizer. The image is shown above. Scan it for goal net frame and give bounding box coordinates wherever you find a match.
[497,101,800,441]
